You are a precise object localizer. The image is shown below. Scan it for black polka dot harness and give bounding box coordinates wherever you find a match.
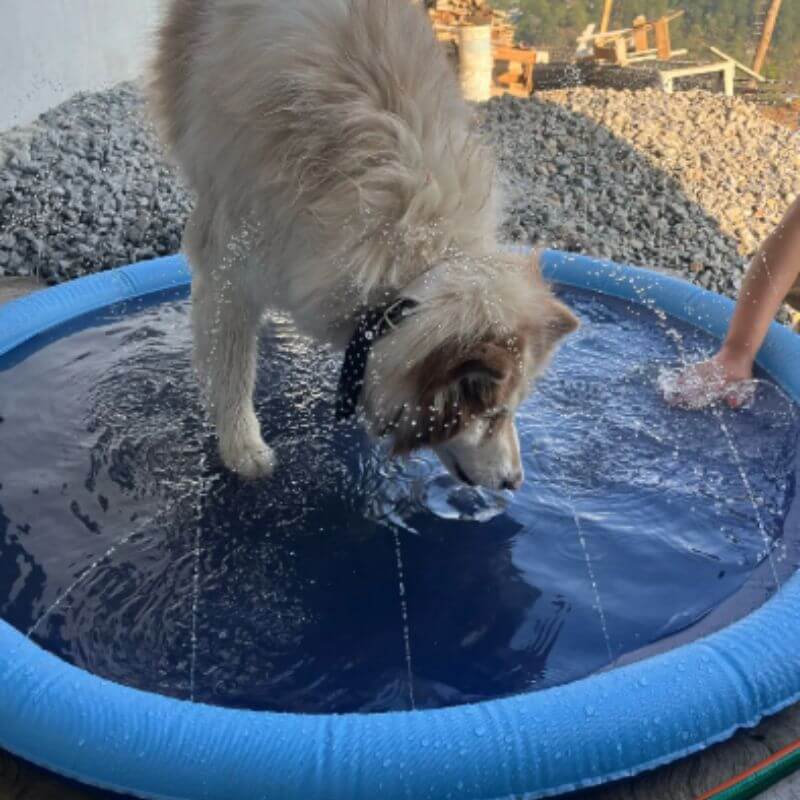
[335,298,418,421]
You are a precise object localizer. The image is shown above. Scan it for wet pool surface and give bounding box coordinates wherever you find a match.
[0,286,798,713]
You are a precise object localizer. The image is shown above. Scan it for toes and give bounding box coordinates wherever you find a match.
[220,437,276,479]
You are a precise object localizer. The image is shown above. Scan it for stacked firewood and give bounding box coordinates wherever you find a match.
[418,0,518,47]
[490,9,517,47]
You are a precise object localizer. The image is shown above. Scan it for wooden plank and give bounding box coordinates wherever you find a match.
[493,45,536,64]
[660,61,731,80]
[588,26,634,42]
[752,0,784,76]
[659,61,735,96]
[599,0,614,34]
[663,10,685,23]
[628,48,686,61]
[708,45,766,81]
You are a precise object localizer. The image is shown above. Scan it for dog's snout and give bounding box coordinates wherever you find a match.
[501,472,524,492]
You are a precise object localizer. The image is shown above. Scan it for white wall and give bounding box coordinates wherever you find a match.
[0,0,164,130]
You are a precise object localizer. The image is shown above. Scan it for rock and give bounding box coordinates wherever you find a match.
[0,81,793,302]
[482,86,793,298]
[0,82,193,282]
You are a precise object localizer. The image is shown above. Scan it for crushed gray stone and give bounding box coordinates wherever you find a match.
[0,82,797,300]
[484,88,799,297]
[0,84,189,284]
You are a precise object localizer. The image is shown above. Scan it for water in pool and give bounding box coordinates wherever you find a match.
[0,286,798,712]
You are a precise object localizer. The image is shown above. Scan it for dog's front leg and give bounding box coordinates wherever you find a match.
[191,271,275,479]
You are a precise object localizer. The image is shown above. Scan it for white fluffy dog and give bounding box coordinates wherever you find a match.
[150,0,578,491]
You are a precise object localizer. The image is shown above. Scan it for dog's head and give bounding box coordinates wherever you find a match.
[362,250,578,490]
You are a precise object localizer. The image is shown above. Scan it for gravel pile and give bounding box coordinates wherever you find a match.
[0,84,189,282]
[485,87,799,295]
[0,82,797,298]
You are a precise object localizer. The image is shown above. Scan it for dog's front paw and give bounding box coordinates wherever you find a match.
[219,432,276,479]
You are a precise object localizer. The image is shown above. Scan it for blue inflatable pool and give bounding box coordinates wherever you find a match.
[0,249,798,800]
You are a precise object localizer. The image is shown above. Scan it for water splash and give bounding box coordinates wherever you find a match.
[713,409,781,588]
[657,362,758,411]
[423,474,509,523]
[189,450,211,703]
[26,514,155,638]
[392,528,416,710]
[5,285,797,713]
[551,455,614,662]
[367,454,508,527]
[652,303,785,589]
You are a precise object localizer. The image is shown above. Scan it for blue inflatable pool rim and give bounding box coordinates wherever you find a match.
[0,250,799,800]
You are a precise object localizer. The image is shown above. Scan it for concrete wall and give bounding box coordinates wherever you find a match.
[0,0,163,130]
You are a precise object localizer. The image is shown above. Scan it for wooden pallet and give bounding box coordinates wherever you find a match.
[419,0,538,98]
[492,45,537,97]
[578,10,686,67]
[424,0,517,47]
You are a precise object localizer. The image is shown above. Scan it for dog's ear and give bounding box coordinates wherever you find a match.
[525,252,579,346]
[542,298,579,350]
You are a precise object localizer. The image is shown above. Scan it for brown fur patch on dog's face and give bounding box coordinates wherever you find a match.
[390,339,521,455]
[386,295,579,456]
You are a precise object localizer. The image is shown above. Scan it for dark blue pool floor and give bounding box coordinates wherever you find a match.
[0,287,798,713]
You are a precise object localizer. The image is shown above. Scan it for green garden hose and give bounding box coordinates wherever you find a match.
[699,740,800,800]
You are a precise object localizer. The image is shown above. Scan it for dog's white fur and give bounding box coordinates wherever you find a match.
[150,0,578,490]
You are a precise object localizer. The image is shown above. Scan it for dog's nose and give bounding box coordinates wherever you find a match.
[501,472,523,491]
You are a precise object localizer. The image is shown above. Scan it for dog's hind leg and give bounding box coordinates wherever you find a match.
[185,210,275,479]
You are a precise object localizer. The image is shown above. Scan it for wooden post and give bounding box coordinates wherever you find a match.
[458,24,493,102]
[708,45,766,81]
[599,0,613,35]
[752,0,783,76]
[632,15,649,53]
[613,35,629,66]
[721,61,735,96]
[654,17,672,60]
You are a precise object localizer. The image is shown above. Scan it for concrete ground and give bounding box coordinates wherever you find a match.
[0,276,43,304]
[1,276,799,800]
